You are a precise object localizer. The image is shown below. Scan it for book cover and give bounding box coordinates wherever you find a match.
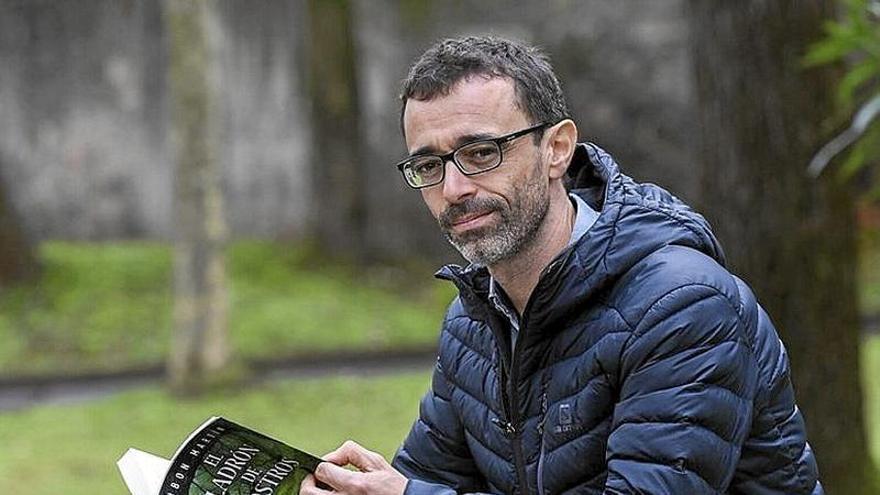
[118,417,322,495]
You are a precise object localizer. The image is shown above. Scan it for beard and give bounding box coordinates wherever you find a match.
[438,163,549,266]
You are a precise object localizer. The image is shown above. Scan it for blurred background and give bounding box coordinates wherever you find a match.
[0,0,878,493]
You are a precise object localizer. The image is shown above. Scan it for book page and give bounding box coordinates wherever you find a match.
[117,448,171,495]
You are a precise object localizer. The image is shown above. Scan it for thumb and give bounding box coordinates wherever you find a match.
[323,440,388,472]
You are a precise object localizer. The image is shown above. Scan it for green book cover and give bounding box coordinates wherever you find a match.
[119,417,322,495]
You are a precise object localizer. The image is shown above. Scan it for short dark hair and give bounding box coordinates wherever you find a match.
[399,36,570,137]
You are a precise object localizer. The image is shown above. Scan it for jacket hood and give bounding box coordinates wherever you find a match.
[437,143,725,328]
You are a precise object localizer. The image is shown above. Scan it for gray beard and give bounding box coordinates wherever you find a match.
[440,167,549,266]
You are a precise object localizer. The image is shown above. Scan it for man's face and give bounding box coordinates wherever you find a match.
[402,77,551,266]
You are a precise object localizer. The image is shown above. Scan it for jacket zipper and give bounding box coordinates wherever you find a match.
[507,349,530,495]
[510,257,567,494]
[489,313,529,494]
[490,249,574,494]
[536,392,549,495]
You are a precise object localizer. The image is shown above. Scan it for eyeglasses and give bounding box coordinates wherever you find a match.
[396,122,550,189]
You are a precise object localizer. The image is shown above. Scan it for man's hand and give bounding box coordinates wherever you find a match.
[300,440,408,495]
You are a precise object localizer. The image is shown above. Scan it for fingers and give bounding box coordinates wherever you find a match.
[299,473,333,495]
[322,440,389,472]
[309,441,406,495]
[315,461,360,490]
[312,460,408,495]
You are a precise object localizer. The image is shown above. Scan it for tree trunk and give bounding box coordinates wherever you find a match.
[306,0,367,261]
[688,1,878,492]
[164,0,231,394]
[0,164,38,285]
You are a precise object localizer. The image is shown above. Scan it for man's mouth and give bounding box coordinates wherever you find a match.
[440,198,503,235]
[449,211,494,232]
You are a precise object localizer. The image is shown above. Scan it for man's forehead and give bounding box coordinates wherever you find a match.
[402,76,527,153]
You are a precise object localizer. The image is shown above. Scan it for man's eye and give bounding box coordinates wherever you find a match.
[413,161,441,175]
[461,144,498,163]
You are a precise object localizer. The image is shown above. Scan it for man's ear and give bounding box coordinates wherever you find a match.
[544,119,578,180]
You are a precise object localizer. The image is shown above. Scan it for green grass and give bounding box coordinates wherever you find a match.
[0,341,877,495]
[0,241,456,377]
[0,371,432,495]
[857,229,880,463]
[0,239,878,494]
[864,335,880,465]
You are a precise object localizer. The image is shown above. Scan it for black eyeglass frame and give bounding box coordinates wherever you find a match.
[396,121,552,189]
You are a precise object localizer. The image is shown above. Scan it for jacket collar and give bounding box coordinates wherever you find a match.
[436,143,725,333]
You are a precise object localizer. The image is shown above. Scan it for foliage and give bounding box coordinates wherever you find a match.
[805,0,880,180]
[0,371,431,495]
[0,241,455,377]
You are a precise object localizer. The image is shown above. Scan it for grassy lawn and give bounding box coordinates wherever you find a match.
[864,335,880,465]
[0,341,877,495]
[858,229,880,465]
[0,240,878,493]
[0,241,456,377]
[0,371,432,495]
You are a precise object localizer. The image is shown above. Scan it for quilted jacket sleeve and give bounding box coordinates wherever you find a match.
[392,358,487,495]
[604,283,759,494]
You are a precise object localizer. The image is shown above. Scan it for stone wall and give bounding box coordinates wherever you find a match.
[355,0,697,260]
[0,0,697,258]
[0,0,311,240]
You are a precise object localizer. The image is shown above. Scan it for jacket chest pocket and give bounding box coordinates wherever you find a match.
[537,388,615,494]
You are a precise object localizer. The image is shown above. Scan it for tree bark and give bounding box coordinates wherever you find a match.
[688,1,878,492]
[306,0,368,261]
[164,0,231,394]
[0,164,38,285]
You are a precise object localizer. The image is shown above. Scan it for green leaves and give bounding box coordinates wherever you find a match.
[809,94,880,177]
[839,59,880,107]
[806,0,880,177]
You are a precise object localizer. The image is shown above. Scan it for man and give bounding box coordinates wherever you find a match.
[301,36,822,495]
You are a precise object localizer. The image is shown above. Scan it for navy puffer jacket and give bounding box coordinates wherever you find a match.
[392,144,822,494]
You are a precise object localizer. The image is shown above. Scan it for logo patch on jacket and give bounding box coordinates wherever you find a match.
[554,403,576,433]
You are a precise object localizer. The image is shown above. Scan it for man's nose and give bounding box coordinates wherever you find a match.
[441,160,477,203]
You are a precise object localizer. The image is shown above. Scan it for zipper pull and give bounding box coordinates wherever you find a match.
[491,417,517,435]
[537,392,548,434]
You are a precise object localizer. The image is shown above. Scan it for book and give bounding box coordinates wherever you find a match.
[117,417,323,495]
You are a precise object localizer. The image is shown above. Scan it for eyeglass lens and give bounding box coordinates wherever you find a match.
[403,141,502,187]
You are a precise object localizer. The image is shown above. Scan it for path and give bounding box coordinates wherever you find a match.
[0,347,437,412]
